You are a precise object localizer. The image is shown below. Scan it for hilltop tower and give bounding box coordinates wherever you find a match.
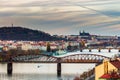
[11,23,13,27]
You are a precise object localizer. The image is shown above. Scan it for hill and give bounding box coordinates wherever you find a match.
[0,27,65,41]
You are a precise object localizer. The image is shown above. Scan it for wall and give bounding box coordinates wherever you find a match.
[95,61,117,80]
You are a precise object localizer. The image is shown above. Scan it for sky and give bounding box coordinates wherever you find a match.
[0,0,120,36]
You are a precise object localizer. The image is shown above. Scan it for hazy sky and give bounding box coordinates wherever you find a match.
[0,0,120,36]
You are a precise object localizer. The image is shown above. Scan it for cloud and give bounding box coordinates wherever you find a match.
[0,0,120,35]
[101,10,120,17]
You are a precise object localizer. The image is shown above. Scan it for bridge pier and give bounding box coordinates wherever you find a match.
[80,49,83,52]
[119,49,120,52]
[89,49,91,52]
[57,58,61,77]
[98,48,101,52]
[7,62,13,75]
[108,48,111,52]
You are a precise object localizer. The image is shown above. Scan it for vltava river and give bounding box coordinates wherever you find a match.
[0,63,95,80]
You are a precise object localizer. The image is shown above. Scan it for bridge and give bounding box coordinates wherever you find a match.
[6,53,111,77]
[12,54,111,63]
[2,48,120,77]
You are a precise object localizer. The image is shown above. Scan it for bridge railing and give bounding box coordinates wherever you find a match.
[79,48,120,52]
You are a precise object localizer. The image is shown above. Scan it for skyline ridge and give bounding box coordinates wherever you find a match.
[0,26,66,41]
[0,25,119,37]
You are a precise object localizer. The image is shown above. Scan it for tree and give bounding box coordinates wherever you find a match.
[79,40,85,48]
[67,42,72,52]
[46,42,51,52]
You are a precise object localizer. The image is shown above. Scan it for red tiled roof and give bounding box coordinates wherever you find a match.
[100,73,120,79]
[100,74,111,79]
[110,60,120,68]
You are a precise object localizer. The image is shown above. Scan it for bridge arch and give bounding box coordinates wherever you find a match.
[11,53,111,63]
[12,54,58,63]
[61,54,111,63]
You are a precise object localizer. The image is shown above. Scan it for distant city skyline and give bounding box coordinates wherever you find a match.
[0,0,120,36]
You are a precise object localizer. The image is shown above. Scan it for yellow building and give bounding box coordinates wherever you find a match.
[95,59,120,80]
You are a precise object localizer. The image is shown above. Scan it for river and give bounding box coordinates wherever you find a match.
[0,63,95,80]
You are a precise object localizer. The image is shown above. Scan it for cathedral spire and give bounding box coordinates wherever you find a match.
[79,30,81,35]
[83,30,85,33]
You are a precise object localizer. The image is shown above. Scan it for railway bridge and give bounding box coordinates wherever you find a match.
[6,53,111,77]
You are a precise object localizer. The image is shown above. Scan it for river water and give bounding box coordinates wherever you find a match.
[0,63,95,80]
[1,49,119,80]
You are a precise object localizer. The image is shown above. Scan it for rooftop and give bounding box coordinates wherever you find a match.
[110,59,120,69]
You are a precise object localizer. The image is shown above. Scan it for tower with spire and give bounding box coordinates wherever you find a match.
[79,30,81,35]
[11,23,13,27]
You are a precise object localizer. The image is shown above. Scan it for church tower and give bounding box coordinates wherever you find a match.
[79,30,81,35]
